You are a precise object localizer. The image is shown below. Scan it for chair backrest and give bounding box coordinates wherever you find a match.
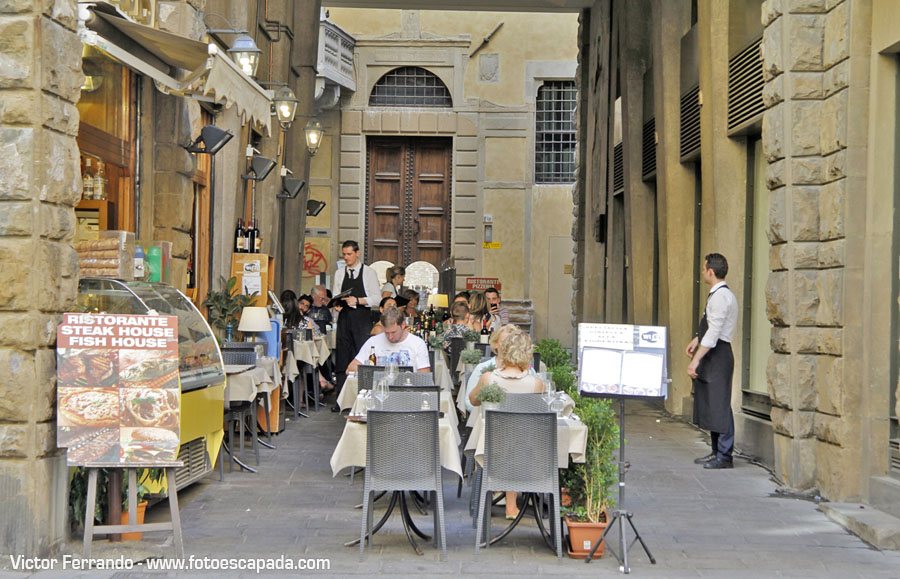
[474,342,491,357]
[502,393,550,412]
[390,384,440,394]
[366,409,440,492]
[358,365,413,390]
[532,351,541,371]
[375,371,434,386]
[379,390,439,411]
[221,343,257,366]
[483,410,558,494]
[448,338,467,386]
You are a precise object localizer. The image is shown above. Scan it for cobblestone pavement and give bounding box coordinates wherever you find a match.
[11,398,900,577]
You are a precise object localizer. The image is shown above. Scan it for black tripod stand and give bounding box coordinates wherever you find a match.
[585,397,656,572]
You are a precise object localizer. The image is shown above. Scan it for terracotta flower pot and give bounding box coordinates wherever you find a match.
[565,512,609,559]
[120,500,148,541]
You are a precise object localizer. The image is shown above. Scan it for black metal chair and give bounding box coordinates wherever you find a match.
[360,405,446,561]
[447,338,467,390]
[474,410,562,559]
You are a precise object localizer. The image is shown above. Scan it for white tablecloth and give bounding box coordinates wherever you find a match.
[330,413,462,478]
[293,337,330,367]
[225,366,275,406]
[465,395,585,469]
[337,368,452,411]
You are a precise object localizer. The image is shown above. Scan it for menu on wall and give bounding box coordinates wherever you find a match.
[57,313,180,466]
[577,323,669,398]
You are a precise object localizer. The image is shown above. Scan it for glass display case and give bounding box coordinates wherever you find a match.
[77,278,224,391]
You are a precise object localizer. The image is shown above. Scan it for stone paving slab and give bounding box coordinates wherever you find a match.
[7,399,900,577]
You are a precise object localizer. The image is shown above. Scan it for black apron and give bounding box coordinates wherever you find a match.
[692,286,734,434]
[335,265,374,373]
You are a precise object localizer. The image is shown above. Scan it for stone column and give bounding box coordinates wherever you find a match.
[651,0,697,416]
[619,0,655,324]
[279,0,322,293]
[0,0,82,556]
[761,0,867,498]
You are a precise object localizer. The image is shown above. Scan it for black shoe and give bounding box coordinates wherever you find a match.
[703,458,734,469]
[693,453,716,464]
[331,404,341,412]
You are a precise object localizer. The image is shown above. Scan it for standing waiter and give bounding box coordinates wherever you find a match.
[685,253,739,469]
[332,240,381,411]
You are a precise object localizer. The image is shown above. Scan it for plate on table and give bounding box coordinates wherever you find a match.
[345,414,367,424]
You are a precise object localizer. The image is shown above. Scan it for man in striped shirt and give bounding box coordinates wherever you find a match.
[485,287,509,331]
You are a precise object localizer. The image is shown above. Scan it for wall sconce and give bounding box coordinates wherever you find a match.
[304,120,324,156]
[228,34,262,77]
[277,167,306,199]
[272,85,298,130]
[242,154,276,182]
[185,125,234,155]
[306,199,326,217]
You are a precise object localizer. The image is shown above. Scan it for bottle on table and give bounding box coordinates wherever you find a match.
[368,346,377,365]
[93,161,107,200]
[82,158,94,200]
[247,220,257,254]
[234,219,245,253]
[253,219,261,252]
[480,317,491,344]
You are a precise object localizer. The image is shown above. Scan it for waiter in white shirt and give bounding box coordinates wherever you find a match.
[332,240,382,410]
[685,253,739,469]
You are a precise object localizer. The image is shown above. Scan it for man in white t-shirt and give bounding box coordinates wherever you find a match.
[348,307,431,373]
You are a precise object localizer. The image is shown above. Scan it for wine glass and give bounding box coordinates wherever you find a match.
[385,361,399,385]
[550,391,565,417]
[374,378,388,407]
[542,378,556,404]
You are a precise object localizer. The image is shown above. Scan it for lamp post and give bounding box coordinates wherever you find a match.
[304,119,324,156]
[228,34,262,77]
[272,85,299,130]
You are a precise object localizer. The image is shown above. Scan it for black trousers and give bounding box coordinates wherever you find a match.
[334,307,372,391]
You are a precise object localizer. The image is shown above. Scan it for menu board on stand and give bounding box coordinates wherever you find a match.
[576,323,668,398]
[56,313,180,466]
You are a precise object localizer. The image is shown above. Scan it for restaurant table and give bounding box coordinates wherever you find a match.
[465,393,585,468]
[287,335,332,415]
[223,365,277,473]
[254,357,283,436]
[336,368,454,412]
[455,359,550,417]
[329,397,463,478]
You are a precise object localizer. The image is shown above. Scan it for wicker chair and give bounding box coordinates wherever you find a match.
[358,365,413,391]
[474,410,562,559]
[474,343,492,357]
[502,393,550,413]
[380,391,439,412]
[360,408,446,561]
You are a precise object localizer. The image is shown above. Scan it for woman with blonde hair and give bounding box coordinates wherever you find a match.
[468,327,544,520]
[466,291,489,331]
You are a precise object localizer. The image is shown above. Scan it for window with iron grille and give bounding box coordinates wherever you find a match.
[369,67,452,107]
[535,80,577,184]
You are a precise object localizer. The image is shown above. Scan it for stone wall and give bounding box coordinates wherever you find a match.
[761,0,866,498]
[0,0,80,556]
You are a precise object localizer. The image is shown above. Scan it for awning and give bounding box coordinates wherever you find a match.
[79,3,271,135]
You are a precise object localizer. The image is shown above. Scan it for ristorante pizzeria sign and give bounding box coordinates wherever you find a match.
[57,313,181,466]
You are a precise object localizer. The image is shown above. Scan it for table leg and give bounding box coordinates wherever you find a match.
[398,492,424,555]
[344,491,399,547]
[399,492,431,540]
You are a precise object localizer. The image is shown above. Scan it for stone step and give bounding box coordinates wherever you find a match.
[819,502,900,550]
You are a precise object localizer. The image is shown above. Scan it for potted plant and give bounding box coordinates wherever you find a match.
[462,329,480,349]
[69,467,164,540]
[202,276,258,343]
[460,348,482,373]
[427,332,444,351]
[563,393,619,558]
[475,382,506,410]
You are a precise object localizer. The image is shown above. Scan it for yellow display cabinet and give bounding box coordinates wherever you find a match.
[77,278,225,495]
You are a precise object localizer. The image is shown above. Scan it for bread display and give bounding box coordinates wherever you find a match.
[75,230,134,280]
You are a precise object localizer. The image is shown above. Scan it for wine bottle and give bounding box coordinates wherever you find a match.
[245,219,254,253]
[234,219,245,253]
[480,317,491,344]
[253,219,261,253]
[93,161,107,200]
[428,304,436,331]
[82,158,94,201]
[368,346,377,365]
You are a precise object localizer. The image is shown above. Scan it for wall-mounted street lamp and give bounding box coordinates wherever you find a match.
[304,119,324,156]
[272,85,298,130]
[242,149,276,182]
[185,125,234,155]
[228,34,262,77]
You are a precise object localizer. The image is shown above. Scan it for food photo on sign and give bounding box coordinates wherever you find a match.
[56,313,180,467]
